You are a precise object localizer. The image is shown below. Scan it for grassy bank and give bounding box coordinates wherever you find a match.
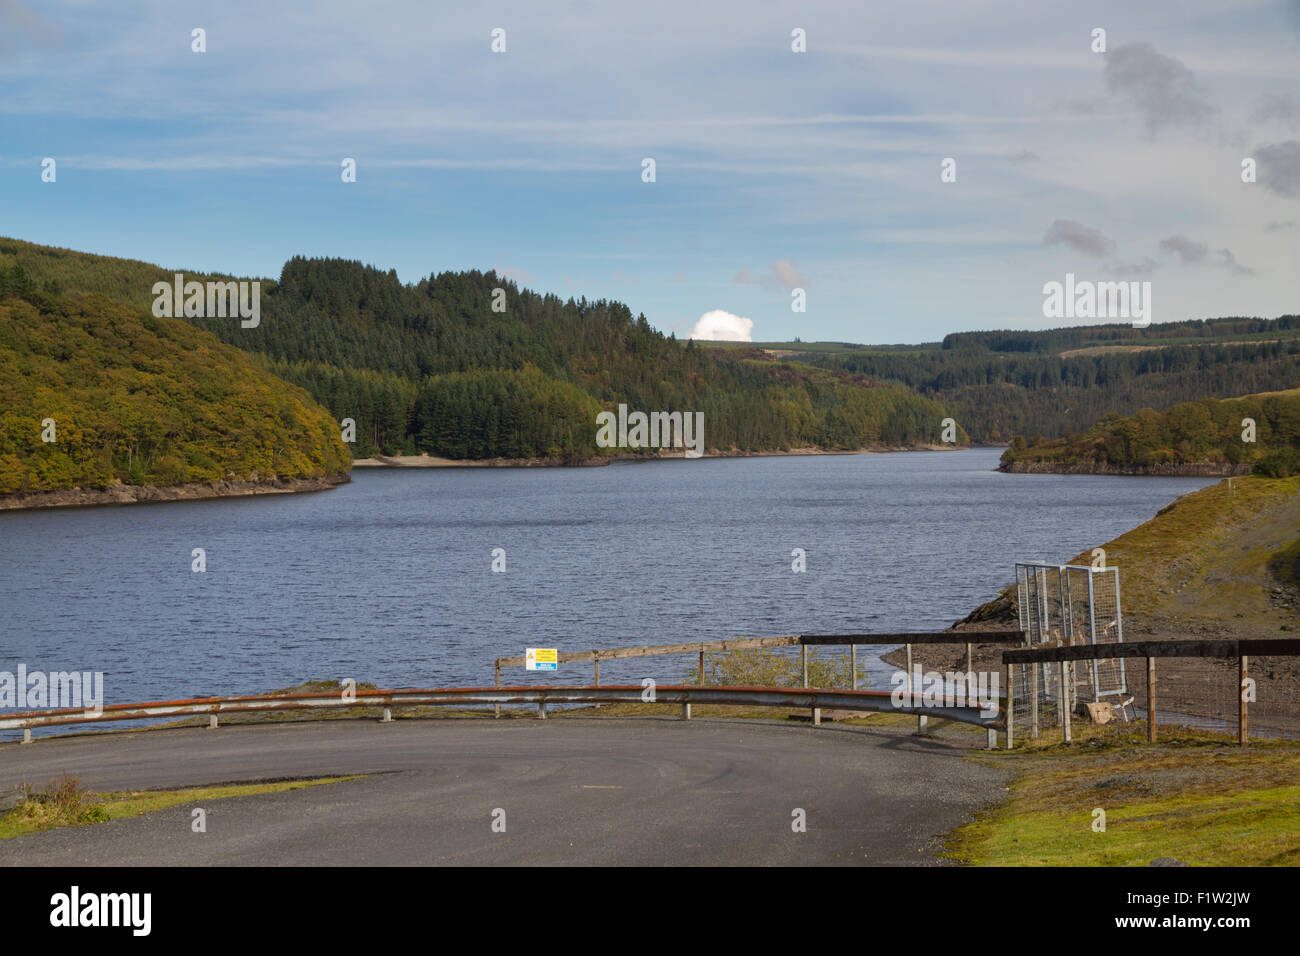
[0,774,362,840]
[946,729,1300,866]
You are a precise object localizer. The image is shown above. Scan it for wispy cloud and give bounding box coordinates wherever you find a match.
[1102,43,1216,136]
[1043,220,1116,257]
[733,260,809,292]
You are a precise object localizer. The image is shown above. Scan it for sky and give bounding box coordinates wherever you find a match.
[2,0,1298,344]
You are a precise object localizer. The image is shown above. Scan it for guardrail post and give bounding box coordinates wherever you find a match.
[802,644,808,688]
[682,703,691,720]
[986,728,996,749]
[594,658,600,687]
[699,649,705,686]
[208,715,218,730]
[494,661,501,719]
[381,707,392,723]
[538,701,547,720]
[22,729,31,744]
[851,643,857,690]
[1239,655,1248,746]
[905,643,927,733]
[1146,656,1156,743]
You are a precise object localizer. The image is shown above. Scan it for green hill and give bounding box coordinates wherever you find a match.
[744,319,1300,444]
[997,389,1300,475]
[1,238,964,459]
[0,268,350,496]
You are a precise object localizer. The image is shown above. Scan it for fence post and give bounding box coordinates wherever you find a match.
[1146,656,1156,743]
[594,658,600,687]
[966,642,974,704]
[1030,660,1039,738]
[494,661,501,719]
[699,648,705,686]
[802,644,809,688]
[851,643,857,691]
[1061,661,1072,743]
[1005,662,1015,750]
[1239,655,1248,746]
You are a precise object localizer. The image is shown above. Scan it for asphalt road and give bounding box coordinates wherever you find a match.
[0,716,1010,865]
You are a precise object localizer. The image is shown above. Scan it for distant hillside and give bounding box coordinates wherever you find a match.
[998,389,1300,476]
[741,319,1300,444]
[2,238,964,459]
[0,267,350,498]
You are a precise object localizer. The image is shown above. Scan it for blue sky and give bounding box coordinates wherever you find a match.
[2,0,1298,343]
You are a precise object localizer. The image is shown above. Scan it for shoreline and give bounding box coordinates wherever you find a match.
[999,460,1253,477]
[0,473,350,512]
[353,443,984,468]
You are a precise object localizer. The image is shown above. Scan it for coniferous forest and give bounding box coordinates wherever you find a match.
[1,239,962,462]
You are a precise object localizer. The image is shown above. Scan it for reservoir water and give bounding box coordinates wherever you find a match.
[0,448,1214,729]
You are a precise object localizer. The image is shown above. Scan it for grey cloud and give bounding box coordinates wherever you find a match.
[1108,257,1159,277]
[1250,93,1299,129]
[1043,220,1116,258]
[1215,250,1254,276]
[1255,140,1300,197]
[1158,234,1209,263]
[1104,43,1216,135]
[1158,235,1253,274]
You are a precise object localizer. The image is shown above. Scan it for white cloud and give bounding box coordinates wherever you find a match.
[689,310,754,341]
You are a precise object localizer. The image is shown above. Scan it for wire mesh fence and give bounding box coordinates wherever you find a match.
[1012,562,1130,734]
[1006,642,1300,745]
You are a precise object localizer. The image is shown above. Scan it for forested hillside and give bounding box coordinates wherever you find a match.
[0,266,350,495]
[784,319,1300,443]
[2,239,963,459]
[998,389,1300,476]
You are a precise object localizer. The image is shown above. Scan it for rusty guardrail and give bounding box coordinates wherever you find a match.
[493,630,1025,734]
[0,683,1007,746]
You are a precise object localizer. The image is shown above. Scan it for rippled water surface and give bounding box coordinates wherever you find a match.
[0,448,1214,717]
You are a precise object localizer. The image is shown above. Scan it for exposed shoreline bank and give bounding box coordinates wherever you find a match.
[353,443,981,468]
[0,473,350,512]
[998,460,1252,477]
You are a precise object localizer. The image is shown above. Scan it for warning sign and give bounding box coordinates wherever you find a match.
[526,648,558,671]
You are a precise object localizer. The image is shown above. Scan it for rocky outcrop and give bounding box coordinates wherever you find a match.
[0,474,350,512]
[998,459,1252,477]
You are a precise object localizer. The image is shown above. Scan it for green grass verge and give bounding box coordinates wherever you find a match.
[946,730,1300,866]
[0,775,361,840]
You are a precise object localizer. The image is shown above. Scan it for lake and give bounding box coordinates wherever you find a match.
[0,448,1214,731]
